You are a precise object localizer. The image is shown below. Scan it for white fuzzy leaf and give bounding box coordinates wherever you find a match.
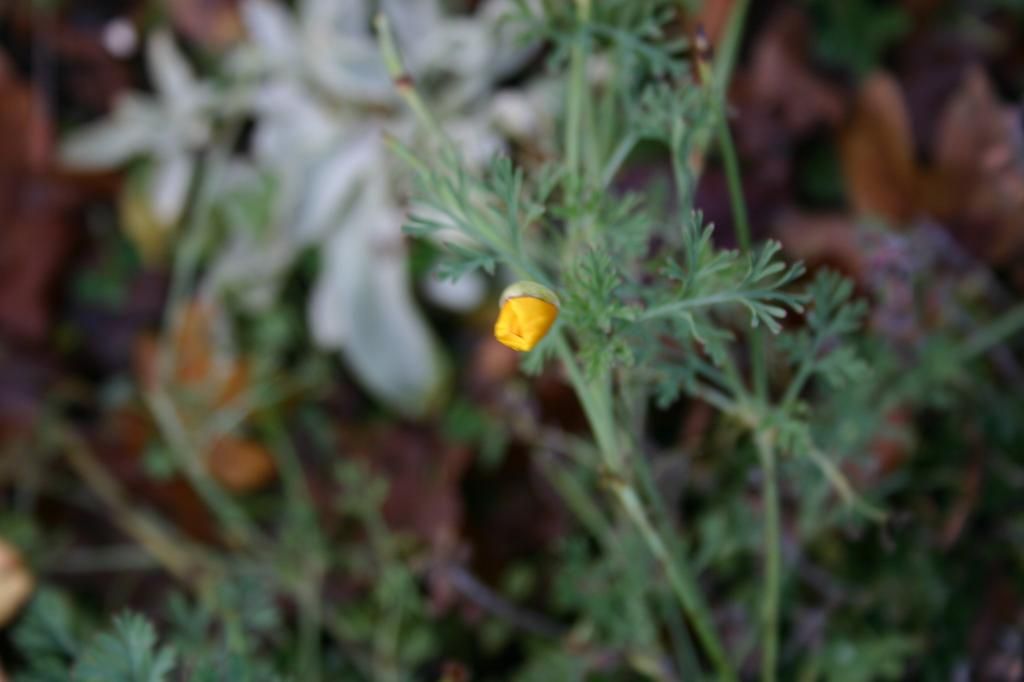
[149,152,194,226]
[294,129,379,243]
[304,41,393,104]
[59,96,158,168]
[310,177,447,417]
[147,31,198,101]
[379,0,444,66]
[240,0,300,64]
[422,269,486,313]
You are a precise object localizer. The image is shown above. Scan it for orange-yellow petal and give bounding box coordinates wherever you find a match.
[494,296,559,352]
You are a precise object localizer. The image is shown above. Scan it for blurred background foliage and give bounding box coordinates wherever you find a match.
[0,0,1023,680]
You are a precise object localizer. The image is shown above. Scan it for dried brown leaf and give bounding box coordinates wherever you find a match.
[0,538,34,626]
[735,9,845,135]
[207,436,276,493]
[0,52,80,342]
[134,301,275,492]
[839,72,919,224]
[776,212,865,282]
[931,67,1024,264]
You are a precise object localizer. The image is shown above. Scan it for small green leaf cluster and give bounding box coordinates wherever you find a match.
[14,592,178,682]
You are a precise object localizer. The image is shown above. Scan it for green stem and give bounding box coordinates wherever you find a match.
[259,417,325,681]
[375,13,448,146]
[554,336,736,681]
[554,335,620,463]
[756,435,781,682]
[565,0,591,192]
[58,426,217,588]
[711,0,752,93]
[715,114,751,257]
[714,39,767,403]
[779,352,815,412]
[805,447,886,522]
[964,302,1024,359]
[642,290,788,321]
[601,132,639,188]
[616,486,734,682]
[145,390,262,548]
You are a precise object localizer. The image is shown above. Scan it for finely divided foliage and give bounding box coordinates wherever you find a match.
[24,0,1024,679]
[395,1,888,679]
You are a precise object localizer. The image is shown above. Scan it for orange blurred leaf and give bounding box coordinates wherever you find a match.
[135,300,275,492]
[0,538,34,626]
[839,72,919,225]
[930,67,1024,264]
[207,436,276,493]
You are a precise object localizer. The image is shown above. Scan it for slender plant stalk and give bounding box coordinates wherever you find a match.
[58,427,218,589]
[756,434,781,682]
[712,0,752,94]
[260,417,325,682]
[964,302,1024,359]
[375,14,447,145]
[715,120,752,255]
[146,390,262,548]
[560,1,736,676]
[565,1,589,190]
[707,9,783,677]
[716,111,769,405]
[554,338,737,681]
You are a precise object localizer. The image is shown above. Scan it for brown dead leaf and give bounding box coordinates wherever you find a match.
[839,66,1024,268]
[0,537,34,626]
[930,67,1024,265]
[734,9,845,135]
[775,212,865,282]
[207,436,276,493]
[4,6,132,112]
[169,0,244,50]
[135,300,275,492]
[0,51,81,342]
[689,0,734,46]
[839,73,919,224]
[136,302,249,406]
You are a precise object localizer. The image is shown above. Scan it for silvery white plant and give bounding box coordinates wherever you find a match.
[62,30,216,227]
[60,0,554,417]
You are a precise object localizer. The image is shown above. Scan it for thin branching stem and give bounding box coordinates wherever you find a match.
[805,447,887,522]
[708,8,783,675]
[642,290,796,321]
[145,390,264,549]
[565,9,588,194]
[714,117,751,255]
[553,336,737,681]
[964,301,1024,359]
[375,14,448,146]
[58,426,218,589]
[756,434,781,682]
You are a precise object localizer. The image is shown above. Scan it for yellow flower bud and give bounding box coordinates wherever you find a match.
[494,281,560,352]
